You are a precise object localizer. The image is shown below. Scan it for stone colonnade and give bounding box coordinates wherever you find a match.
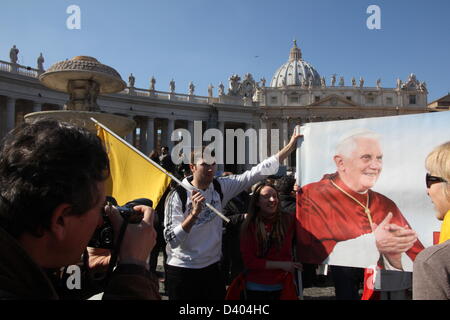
[0,95,62,137]
[0,96,292,174]
[131,117,259,174]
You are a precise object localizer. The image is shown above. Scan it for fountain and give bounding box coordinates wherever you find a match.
[24,55,135,137]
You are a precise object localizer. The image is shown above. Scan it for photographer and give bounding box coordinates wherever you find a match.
[0,119,159,300]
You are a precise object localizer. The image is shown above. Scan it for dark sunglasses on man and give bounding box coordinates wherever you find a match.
[426,173,448,189]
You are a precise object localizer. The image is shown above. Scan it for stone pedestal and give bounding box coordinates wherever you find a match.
[25,55,135,137]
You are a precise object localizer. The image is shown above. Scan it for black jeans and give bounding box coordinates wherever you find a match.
[165,262,226,300]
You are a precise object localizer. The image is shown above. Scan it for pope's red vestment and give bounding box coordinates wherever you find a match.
[296,173,424,266]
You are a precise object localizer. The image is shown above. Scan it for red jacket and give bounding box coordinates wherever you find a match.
[240,214,295,286]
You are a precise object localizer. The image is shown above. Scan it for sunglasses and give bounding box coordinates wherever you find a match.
[426,173,448,189]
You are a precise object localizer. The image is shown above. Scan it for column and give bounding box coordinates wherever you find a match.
[245,123,253,171]
[166,118,175,149]
[139,118,147,153]
[6,97,16,132]
[125,116,134,144]
[32,101,42,113]
[187,119,194,137]
[218,120,225,134]
[145,117,155,154]
[259,117,268,162]
[217,121,225,173]
[187,119,194,151]
[235,123,248,173]
[160,119,167,148]
[137,117,145,150]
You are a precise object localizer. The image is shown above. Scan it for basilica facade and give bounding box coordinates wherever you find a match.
[0,41,429,172]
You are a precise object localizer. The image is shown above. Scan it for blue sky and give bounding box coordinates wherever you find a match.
[1,0,449,101]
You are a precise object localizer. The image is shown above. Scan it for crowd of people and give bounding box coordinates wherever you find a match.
[0,119,448,300]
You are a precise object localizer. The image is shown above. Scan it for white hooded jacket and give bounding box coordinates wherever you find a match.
[164,155,279,269]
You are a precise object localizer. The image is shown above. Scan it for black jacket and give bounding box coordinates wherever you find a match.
[279,194,296,215]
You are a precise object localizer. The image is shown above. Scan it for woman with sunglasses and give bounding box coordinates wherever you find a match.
[413,141,450,300]
[239,181,302,300]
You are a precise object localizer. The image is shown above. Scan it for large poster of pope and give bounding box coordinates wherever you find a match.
[296,111,450,272]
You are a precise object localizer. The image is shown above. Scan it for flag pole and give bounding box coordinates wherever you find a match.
[90,117,230,223]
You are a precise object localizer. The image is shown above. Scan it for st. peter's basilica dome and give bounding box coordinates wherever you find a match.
[270,40,321,88]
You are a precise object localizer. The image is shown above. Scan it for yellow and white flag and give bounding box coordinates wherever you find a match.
[96,123,171,207]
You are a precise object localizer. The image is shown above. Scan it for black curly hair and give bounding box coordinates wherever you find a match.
[0,119,110,238]
[275,175,296,195]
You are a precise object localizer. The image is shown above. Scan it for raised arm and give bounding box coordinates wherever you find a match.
[275,131,303,164]
[220,131,303,204]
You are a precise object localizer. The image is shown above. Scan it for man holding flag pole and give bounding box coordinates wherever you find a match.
[163,129,303,301]
[93,118,230,223]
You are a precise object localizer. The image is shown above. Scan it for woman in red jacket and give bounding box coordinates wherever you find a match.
[240,180,302,300]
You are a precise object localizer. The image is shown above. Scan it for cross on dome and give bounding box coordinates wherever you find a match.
[289,39,302,61]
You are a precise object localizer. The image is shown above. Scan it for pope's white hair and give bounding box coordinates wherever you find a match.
[335,129,381,158]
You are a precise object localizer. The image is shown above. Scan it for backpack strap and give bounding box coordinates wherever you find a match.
[174,184,188,213]
[212,178,224,203]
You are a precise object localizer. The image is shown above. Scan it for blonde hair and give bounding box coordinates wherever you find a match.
[426,141,450,201]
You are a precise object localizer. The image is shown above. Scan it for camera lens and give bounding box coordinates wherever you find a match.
[100,226,113,246]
